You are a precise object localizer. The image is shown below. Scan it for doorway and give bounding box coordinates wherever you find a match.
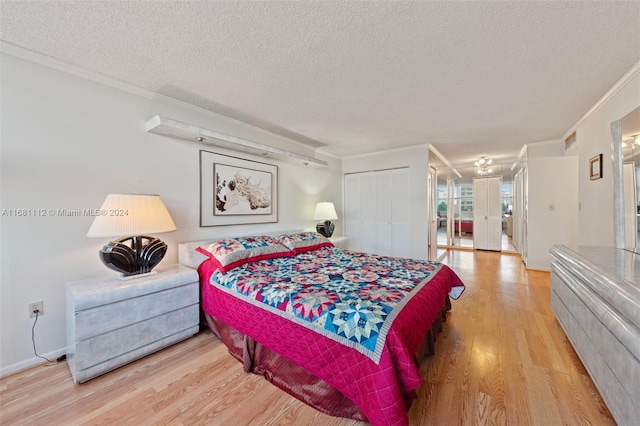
[435,167,516,253]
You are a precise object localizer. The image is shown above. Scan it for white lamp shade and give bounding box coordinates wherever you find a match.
[87,194,176,237]
[313,202,338,221]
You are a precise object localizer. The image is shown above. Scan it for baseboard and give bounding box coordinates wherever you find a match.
[0,347,67,379]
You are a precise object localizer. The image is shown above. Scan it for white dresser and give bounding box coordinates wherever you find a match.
[550,245,639,425]
[66,264,200,383]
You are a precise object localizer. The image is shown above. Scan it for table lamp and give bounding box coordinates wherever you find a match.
[313,201,338,238]
[87,194,176,279]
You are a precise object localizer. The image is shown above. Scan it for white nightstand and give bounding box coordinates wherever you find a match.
[329,236,348,250]
[65,264,200,383]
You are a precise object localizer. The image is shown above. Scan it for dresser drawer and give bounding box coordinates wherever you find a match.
[74,282,198,341]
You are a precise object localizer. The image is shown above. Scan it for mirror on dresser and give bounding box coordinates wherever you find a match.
[613,106,640,252]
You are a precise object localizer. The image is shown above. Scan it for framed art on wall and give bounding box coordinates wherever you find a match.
[590,153,603,180]
[200,150,278,226]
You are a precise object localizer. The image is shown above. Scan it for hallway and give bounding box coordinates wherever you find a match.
[409,249,614,424]
[437,225,516,252]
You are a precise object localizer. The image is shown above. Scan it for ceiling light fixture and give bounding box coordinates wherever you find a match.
[474,157,492,167]
[622,135,640,147]
[474,157,493,175]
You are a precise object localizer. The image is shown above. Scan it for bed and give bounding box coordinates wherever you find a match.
[454,218,473,233]
[179,232,465,426]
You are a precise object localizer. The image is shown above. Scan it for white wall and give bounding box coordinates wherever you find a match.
[342,145,429,260]
[0,52,342,374]
[526,156,578,270]
[573,70,640,246]
[527,139,565,158]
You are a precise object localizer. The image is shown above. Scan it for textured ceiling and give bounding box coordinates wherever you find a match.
[1,1,639,167]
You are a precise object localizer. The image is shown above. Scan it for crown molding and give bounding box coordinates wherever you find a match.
[342,143,429,160]
[428,144,461,178]
[561,59,640,142]
[314,148,341,160]
[527,138,563,147]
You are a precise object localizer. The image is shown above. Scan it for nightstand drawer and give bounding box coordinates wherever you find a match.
[74,282,198,340]
[74,303,199,370]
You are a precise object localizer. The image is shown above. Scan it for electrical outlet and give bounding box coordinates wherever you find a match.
[29,301,44,318]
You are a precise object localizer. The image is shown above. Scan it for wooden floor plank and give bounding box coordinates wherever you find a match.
[0,250,615,425]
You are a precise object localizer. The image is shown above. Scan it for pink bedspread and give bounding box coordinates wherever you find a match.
[199,248,464,425]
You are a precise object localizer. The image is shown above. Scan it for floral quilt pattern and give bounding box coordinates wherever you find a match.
[210,246,443,362]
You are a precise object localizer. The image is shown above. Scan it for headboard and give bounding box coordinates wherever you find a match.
[178,229,301,270]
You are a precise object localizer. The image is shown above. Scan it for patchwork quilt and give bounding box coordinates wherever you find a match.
[200,246,465,426]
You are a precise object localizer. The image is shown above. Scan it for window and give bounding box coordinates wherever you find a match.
[502,182,513,214]
[459,184,473,213]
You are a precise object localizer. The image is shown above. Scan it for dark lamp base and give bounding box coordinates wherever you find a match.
[99,235,167,278]
[316,220,335,238]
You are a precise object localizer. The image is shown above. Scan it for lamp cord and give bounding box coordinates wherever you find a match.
[31,311,56,365]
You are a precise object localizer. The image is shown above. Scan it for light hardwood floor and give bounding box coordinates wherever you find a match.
[0,250,615,425]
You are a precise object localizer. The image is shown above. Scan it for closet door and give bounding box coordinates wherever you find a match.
[473,176,502,251]
[345,172,376,254]
[344,168,410,257]
[375,172,393,256]
[473,178,489,250]
[391,169,410,258]
[486,176,503,251]
[344,174,361,251]
[358,173,377,254]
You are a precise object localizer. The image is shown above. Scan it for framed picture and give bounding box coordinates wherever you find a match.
[590,153,603,180]
[200,150,278,226]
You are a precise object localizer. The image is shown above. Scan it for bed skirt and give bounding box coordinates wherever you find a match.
[203,296,451,421]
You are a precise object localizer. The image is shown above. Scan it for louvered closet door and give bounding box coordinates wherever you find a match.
[486,176,503,251]
[344,174,361,251]
[473,178,489,250]
[473,176,502,251]
[344,168,410,257]
[391,169,410,258]
[358,173,377,254]
[345,171,376,254]
[375,172,393,256]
